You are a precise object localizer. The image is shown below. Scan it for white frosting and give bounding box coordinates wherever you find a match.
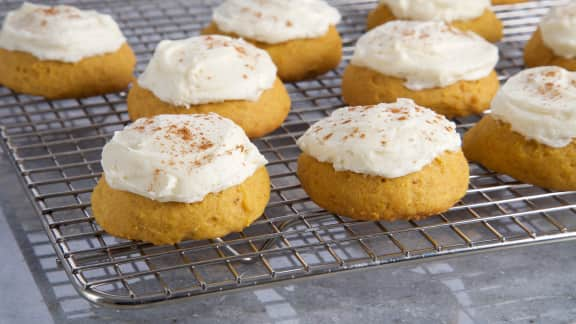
[297,99,461,179]
[102,114,268,203]
[212,0,341,44]
[540,2,576,59]
[138,35,277,106]
[351,21,499,90]
[379,0,490,22]
[491,66,576,148]
[0,2,125,62]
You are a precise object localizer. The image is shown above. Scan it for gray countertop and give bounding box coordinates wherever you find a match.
[1,149,576,324]
[1,0,575,322]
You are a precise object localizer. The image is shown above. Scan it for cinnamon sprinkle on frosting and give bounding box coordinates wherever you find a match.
[137,35,276,107]
[297,98,461,178]
[212,0,341,44]
[101,114,268,203]
[491,66,576,148]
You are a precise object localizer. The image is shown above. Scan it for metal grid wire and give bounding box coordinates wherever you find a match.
[1,0,575,307]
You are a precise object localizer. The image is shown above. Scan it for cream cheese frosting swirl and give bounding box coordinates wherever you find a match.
[491,66,576,148]
[379,0,490,22]
[350,21,499,90]
[297,99,461,179]
[138,35,277,106]
[212,0,341,44]
[0,2,126,62]
[102,114,268,203]
[540,2,576,59]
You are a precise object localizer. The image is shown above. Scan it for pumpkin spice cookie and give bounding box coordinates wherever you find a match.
[202,0,342,82]
[128,35,290,138]
[0,3,135,99]
[367,0,503,42]
[463,66,576,191]
[342,21,500,118]
[524,2,576,70]
[92,114,270,245]
[297,99,469,221]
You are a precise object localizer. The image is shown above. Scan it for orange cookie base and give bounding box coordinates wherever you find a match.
[297,151,469,221]
[524,29,576,71]
[341,64,499,118]
[463,115,576,191]
[202,23,342,82]
[127,78,291,138]
[0,43,136,99]
[92,167,271,245]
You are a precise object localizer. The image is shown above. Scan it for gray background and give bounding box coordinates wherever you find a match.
[1,0,575,322]
[1,148,575,324]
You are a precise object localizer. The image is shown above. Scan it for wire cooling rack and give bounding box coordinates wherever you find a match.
[1,0,575,307]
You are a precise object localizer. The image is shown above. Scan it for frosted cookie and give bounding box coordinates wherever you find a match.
[342,21,500,118]
[202,0,342,82]
[367,0,503,42]
[525,3,576,70]
[297,99,469,221]
[127,35,290,138]
[92,114,270,245]
[0,3,135,99]
[463,67,576,191]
